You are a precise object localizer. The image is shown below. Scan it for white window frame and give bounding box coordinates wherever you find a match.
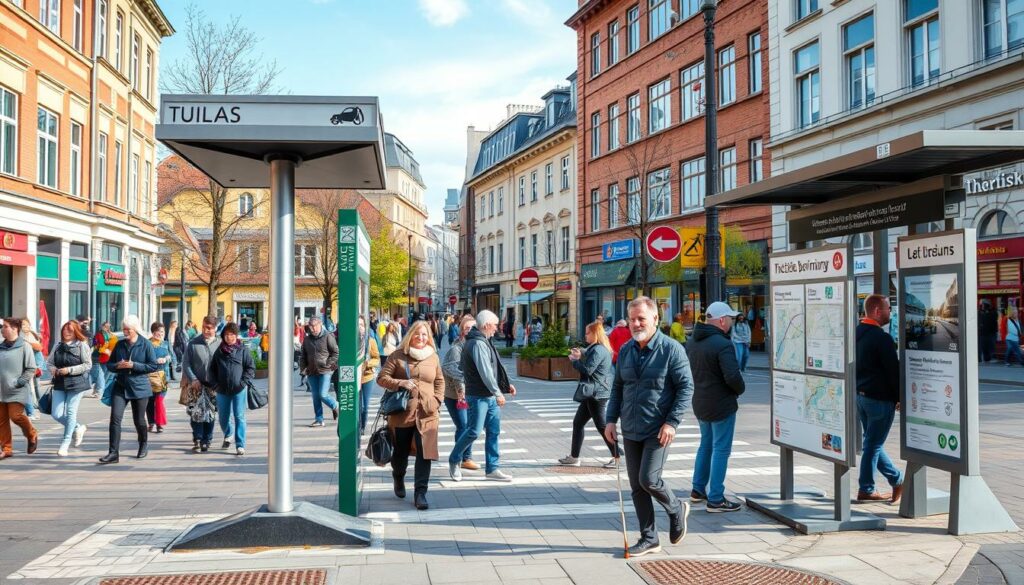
[609,183,621,228]
[983,0,1024,58]
[131,33,140,88]
[114,11,123,71]
[531,171,538,201]
[0,87,17,176]
[239,192,255,217]
[627,93,641,142]
[648,78,671,133]
[718,45,736,106]
[795,41,821,128]
[719,146,737,192]
[749,32,763,93]
[530,233,538,267]
[561,226,570,263]
[627,5,640,54]
[681,0,699,20]
[905,1,940,86]
[130,153,139,214]
[682,157,706,210]
[608,20,620,66]
[649,0,670,41]
[73,0,83,51]
[545,162,553,195]
[498,242,504,273]
[497,186,504,214]
[647,167,671,219]
[36,107,58,189]
[519,176,526,205]
[796,0,819,20]
[143,160,151,215]
[844,13,876,110]
[545,230,553,264]
[749,138,764,183]
[96,133,107,200]
[488,191,494,217]
[114,140,122,205]
[70,122,82,196]
[561,155,571,190]
[519,237,526,269]
[145,48,153,100]
[97,0,108,58]
[608,103,621,150]
[591,112,601,158]
[627,176,641,224]
[591,189,601,231]
[479,194,485,219]
[591,32,602,77]
[680,60,705,121]
[238,244,259,273]
[40,0,60,34]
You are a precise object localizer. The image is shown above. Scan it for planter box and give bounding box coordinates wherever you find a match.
[548,357,579,381]
[516,357,578,381]
[254,369,269,379]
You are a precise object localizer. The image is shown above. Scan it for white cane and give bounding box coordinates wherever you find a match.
[614,441,629,559]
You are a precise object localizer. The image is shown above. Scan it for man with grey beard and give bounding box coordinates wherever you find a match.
[605,296,694,556]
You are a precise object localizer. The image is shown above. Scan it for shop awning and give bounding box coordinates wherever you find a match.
[509,291,553,305]
[707,130,1024,207]
[580,260,636,287]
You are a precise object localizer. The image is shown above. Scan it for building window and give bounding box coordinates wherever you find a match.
[749,138,764,183]
[608,103,621,150]
[73,0,83,51]
[680,61,705,121]
[648,78,671,133]
[984,0,1024,58]
[591,189,601,231]
[591,32,601,77]
[239,192,254,217]
[609,183,621,228]
[719,147,737,192]
[649,0,670,41]
[530,234,538,266]
[519,237,526,269]
[627,5,640,54]
[498,187,504,214]
[102,243,121,263]
[96,133,107,200]
[796,0,818,20]
[488,191,494,217]
[0,88,16,176]
[627,93,641,142]
[681,0,699,19]
[545,162,553,195]
[844,14,875,110]
[498,242,504,273]
[145,48,153,99]
[531,171,538,201]
[130,153,139,214]
[70,122,82,196]
[519,176,526,205]
[795,41,821,128]
[143,160,151,215]
[682,157,706,210]
[591,112,601,158]
[114,140,122,205]
[294,244,317,277]
[608,20,620,66]
[545,230,554,264]
[479,195,485,219]
[488,246,494,274]
[114,12,123,71]
[980,210,1017,238]
[561,226,570,262]
[561,155,571,190]
[719,46,736,106]
[39,0,59,33]
[627,176,641,224]
[906,1,940,86]
[749,32,763,93]
[97,0,108,58]
[238,244,259,273]
[647,167,671,219]
[36,107,58,189]
[131,33,140,87]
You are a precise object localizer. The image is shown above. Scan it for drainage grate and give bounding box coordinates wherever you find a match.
[543,465,610,475]
[99,569,327,585]
[634,559,845,585]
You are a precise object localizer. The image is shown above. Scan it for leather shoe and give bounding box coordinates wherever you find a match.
[890,483,904,504]
[393,476,406,499]
[0,451,11,460]
[460,459,480,471]
[98,452,119,464]
[414,492,429,510]
[137,444,149,459]
[856,490,890,502]
[27,438,38,454]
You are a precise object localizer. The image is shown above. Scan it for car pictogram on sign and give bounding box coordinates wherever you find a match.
[330,107,364,126]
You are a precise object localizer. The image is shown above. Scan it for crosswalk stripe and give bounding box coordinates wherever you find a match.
[558,425,698,432]
[437,438,516,447]
[588,440,750,450]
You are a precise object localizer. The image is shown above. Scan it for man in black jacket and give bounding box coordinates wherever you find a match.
[978,301,998,362]
[687,301,745,513]
[855,294,903,503]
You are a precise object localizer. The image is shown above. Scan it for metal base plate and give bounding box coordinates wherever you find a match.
[745,493,886,534]
[167,501,372,551]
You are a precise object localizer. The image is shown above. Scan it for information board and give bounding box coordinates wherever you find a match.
[768,245,856,466]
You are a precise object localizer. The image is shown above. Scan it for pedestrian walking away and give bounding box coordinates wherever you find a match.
[181,316,221,452]
[441,315,480,472]
[46,320,92,456]
[358,315,381,435]
[731,312,752,372]
[604,296,693,556]
[979,301,998,362]
[670,313,687,345]
[560,320,618,468]
[687,302,746,513]
[0,317,39,459]
[299,316,339,427]
[101,315,159,464]
[1004,307,1022,366]
[608,319,631,364]
[855,294,903,503]
[147,322,176,434]
[210,322,254,456]
[88,321,116,398]
[376,320,445,510]
[448,310,516,482]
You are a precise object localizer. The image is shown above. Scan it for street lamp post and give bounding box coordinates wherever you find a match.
[701,0,723,305]
[407,233,414,320]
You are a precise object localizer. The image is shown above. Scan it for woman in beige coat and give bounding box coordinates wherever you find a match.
[377,320,444,510]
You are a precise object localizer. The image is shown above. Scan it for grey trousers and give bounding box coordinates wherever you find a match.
[624,436,681,543]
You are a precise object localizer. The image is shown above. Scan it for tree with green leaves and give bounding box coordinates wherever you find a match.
[369,224,411,314]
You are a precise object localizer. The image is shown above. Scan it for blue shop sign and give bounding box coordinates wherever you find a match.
[602,239,636,262]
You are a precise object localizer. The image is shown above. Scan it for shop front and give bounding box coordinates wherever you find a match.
[473,283,501,315]
[977,236,1023,352]
[95,262,126,329]
[0,230,35,318]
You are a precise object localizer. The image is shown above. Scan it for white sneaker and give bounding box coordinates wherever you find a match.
[57,447,69,457]
[448,462,463,482]
[486,469,513,482]
[30,413,41,421]
[73,425,87,447]
[602,458,618,469]
[308,421,325,428]
[236,447,245,456]
[558,455,581,466]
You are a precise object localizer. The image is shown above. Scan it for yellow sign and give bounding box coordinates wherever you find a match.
[678,228,726,268]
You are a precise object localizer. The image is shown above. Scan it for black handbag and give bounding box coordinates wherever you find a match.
[38,390,52,415]
[364,413,392,466]
[246,380,268,410]
[378,360,412,415]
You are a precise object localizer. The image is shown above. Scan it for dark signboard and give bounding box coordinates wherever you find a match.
[789,191,944,243]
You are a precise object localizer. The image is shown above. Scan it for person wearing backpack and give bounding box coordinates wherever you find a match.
[46,320,93,456]
[210,322,254,456]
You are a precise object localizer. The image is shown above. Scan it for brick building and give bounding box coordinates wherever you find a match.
[567,0,772,340]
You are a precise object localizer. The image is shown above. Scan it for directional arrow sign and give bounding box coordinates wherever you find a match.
[646,225,682,263]
[519,268,540,291]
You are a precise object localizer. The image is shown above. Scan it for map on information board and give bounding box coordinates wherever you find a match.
[772,372,846,462]
[805,282,845,373]
[772,285,805,372]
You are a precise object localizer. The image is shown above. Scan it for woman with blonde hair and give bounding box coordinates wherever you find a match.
[560,320,618,468]
[1006,306,1022,366]
[46,320,92,456]
[377,319,445,510]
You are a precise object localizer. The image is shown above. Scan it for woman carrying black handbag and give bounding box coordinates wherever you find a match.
[46,320,92,457]
[559,321,618,468]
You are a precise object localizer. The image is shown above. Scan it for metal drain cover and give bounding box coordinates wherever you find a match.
[543,465,611,475]
[634,559,845,585]
[98,569,327,585]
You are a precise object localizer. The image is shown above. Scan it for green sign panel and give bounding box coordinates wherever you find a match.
[337,209,371,516]
[95,262,126,292]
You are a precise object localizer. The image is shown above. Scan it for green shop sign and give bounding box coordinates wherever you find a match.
[95,262,127,292]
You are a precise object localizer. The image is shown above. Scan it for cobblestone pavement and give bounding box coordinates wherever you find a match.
[2,351,1023,585]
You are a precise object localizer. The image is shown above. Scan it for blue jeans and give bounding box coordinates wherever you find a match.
[691,413,737,504]
[1006,341,1023,365]
[217,392,247,449]
[444,397,474,462]
[190,420,214,444]
[359,379,373,433]
[309,373,338,423]
[448,395,500,473]
[90,363,106,393]
[51,389,86,451]
[857,394,902,494]
[734,343,750,371]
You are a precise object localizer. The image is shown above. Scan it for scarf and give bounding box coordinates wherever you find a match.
[407,345,435,361]
[221,341,241,355]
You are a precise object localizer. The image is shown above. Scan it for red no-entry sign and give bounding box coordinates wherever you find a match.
[449,295,458,305]
[519,268,540,291]
[646,226,682,263]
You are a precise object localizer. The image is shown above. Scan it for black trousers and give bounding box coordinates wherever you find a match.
[108,390,149,454]
[391,425,432,494]
[624,436,681,543]
[570,398,618,458]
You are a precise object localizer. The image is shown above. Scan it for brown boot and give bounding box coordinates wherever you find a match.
[461,459,481,471]
[856,490,890,502]
[890,483,904,504]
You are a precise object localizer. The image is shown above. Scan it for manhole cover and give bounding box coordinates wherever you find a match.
[99,569,327,585]
[634,559,845,585]
[543,465,610,475]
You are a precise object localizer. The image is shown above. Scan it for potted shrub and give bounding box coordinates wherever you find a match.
[252,349,269,379]
[516,326,579,381]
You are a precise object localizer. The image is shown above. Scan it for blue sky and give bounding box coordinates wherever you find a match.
[158,0,577,224]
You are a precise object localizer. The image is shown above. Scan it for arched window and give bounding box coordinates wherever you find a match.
[238,193,254,217]
[979,210,1017,238]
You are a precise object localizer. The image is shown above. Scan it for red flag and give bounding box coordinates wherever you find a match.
[38,300,50,357]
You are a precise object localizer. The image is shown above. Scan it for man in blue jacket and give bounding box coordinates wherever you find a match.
[605,296,694,556]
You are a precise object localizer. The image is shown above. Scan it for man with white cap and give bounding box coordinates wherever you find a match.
[686,301,746,512]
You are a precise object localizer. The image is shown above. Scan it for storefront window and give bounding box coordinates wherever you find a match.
[0,265,10,317]
[129,256,139,317]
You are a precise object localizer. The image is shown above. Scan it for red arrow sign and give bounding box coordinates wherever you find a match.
[519,268,540,291]
[646,226,682,262]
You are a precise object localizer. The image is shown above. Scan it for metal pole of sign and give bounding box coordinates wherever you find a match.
[527,291,532,346]
[268,156,297,514]
[701,0,722,305]
[179,255,185,329]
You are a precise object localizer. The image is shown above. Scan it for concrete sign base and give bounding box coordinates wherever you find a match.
[949,475,1019,535]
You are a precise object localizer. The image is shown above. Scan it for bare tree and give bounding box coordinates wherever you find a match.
[541,210,573,330]
[296,189,364,321]
[160,2,283,316]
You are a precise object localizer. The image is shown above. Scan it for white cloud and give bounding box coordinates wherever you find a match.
[418,0,469,27]
[500,0,554,23]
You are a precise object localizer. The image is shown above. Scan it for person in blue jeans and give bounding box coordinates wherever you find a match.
[182,316,220,452]
[731,313,752,372]
[447,311,516,482]
[1005,307,1022,366]
[357,316,380,435]
[299,316,339,427]
[210,323,254,456]
[440,316,479,471]
[855,294,903,502]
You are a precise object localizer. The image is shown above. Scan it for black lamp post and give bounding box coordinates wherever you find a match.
[701,0,723,305]
[407,233,414,320]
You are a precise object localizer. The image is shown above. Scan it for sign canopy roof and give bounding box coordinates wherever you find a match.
[156,95,386,189]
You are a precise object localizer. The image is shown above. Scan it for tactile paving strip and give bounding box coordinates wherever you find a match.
[99,569,327,585]
[634,559,845,585]
[543,465,612,475]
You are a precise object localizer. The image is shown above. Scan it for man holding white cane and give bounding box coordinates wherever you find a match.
[605,296,694,556]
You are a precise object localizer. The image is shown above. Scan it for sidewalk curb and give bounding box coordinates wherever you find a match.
[935,542,981,585]
[747,365,1024,388]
